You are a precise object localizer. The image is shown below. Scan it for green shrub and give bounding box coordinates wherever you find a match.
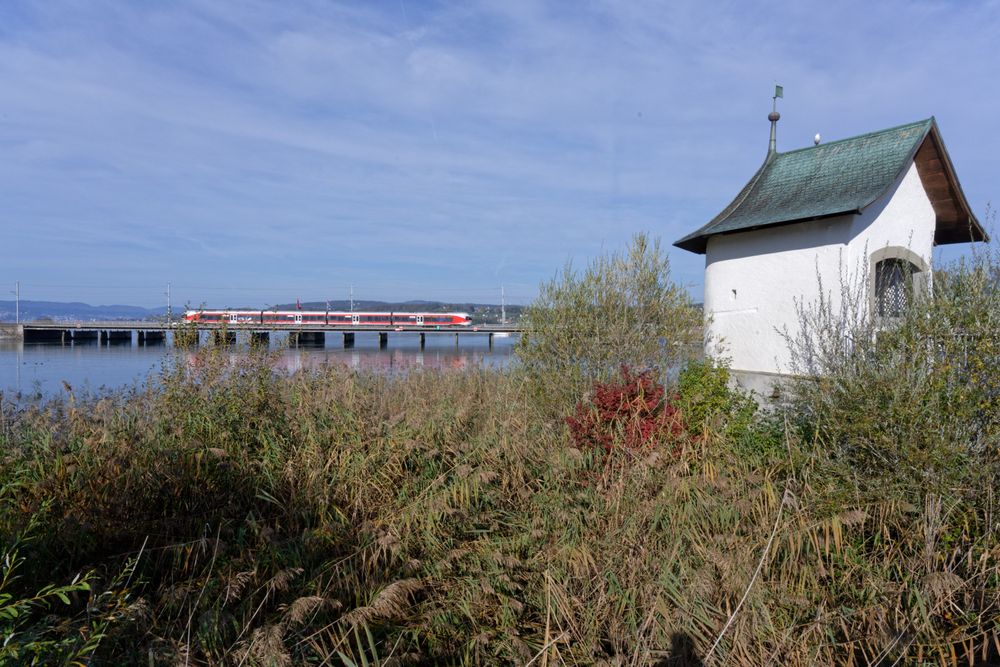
[776,244,1000,664]
[676,359,781,459]
[516,233,701,414]
[0,508,133,665]
[786,247,1000,498]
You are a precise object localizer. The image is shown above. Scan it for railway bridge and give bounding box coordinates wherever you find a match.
[4,321,522,351]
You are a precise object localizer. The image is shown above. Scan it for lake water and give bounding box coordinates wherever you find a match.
[0,331,519,401]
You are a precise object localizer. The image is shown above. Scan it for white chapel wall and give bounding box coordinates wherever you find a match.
[846,161,936,280]
[704,215,852,374]
[703,160,937,375]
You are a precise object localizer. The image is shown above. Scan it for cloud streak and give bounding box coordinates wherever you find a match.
[1,0,998,306]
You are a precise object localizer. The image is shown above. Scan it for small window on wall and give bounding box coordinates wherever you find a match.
[874,258,919,318]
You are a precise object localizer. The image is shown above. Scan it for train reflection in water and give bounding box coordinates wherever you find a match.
[271,348,487,374]
[182,331,517,377]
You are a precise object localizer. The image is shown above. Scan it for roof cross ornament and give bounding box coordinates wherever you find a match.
[768,84,782,155]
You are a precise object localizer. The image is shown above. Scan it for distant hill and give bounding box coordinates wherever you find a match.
[0,300,168,322]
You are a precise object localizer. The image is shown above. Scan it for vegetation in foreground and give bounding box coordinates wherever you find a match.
[0,237,998,665]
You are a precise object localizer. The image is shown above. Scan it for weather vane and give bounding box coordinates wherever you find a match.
[768,84,783,155]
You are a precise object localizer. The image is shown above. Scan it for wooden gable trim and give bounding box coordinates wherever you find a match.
[912,127,987,245]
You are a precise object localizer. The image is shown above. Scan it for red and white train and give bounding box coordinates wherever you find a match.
[183,309,472,327]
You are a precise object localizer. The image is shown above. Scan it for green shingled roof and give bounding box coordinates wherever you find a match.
[675,118,946,254]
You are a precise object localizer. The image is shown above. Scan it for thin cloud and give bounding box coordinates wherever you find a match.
[0,0,997,307]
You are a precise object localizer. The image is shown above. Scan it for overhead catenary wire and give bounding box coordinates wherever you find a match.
[14,282,534,296]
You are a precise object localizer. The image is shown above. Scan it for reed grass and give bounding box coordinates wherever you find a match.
[0,250,997,665]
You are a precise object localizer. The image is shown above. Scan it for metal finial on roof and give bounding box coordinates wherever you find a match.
[768,84,782,155]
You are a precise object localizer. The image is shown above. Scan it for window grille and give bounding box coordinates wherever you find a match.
[875,258,918,317]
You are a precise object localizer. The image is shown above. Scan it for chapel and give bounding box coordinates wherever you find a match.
[674,112,986,378]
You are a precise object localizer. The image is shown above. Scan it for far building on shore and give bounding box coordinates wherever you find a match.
[674,98,987,392]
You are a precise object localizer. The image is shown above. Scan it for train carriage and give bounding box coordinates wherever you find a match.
[183,310,261,324]
[183,310,472,327]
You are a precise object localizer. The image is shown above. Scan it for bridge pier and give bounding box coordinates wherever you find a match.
[455,332,460,347]
[303,331,324,346]
[101,330,132,345]
[291,331,324,347]
[249,332,270,348]
[342,332,355,348]
[23,328,63,343]
[419,332,426,350]
[379,332,388,349]
[488,332,494,350]
[72,330,98,343]
[138,331,165,345]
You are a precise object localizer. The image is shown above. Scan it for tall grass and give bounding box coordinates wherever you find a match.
[0,252,997,664]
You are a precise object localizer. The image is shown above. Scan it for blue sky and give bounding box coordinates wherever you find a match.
[2,0,999,308]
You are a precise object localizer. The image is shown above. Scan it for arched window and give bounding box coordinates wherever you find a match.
[869,247,929,319]
[874,258,919,317]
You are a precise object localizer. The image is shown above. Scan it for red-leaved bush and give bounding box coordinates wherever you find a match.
[565,366,684,454]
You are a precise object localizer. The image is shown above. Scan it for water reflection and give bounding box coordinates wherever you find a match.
[0,332,518,400]
[264,346,498,375]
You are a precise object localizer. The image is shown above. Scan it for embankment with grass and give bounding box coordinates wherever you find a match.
[1,236,998,665]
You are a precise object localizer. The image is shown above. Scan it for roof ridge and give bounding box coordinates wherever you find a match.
[776,117,933,157]
[855,117,935,214]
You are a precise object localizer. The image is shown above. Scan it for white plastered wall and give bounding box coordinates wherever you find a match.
[703,160,936,375]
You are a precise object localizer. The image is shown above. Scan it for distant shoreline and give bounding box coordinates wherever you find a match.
[0,299,525,324]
